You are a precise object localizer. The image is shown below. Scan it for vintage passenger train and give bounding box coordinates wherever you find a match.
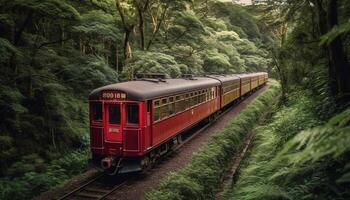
[89,73,268,174]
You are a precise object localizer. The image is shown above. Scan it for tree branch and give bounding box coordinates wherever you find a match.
[37,38,72,49]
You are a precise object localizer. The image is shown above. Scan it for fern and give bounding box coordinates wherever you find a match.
[229,94,350,200]
[320,20,350,46]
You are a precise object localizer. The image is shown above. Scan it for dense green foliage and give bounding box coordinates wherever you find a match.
[0,0,271,199]
[0,150,89,200]
[1,0,348,198]
[224,0,350,199]
[147,0,350,199]
[227,92,350,200]
[259,0,350,107]
[145,81,281,200]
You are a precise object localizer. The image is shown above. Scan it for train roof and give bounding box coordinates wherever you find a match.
[253,72,267,75]
[205,75,240,83]
[235,74,253,78]
[236,73,266,78]
[89,77,221,101]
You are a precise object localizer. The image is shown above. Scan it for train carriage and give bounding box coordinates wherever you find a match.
[258,72,268,86]
[264,72,268,84]
[250,73,260,90]
[207,75,241,108]
[89,77,221,173]
[237,74,251,96]
[89,73,268,174]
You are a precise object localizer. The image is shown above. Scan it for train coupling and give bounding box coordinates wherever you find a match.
[101,157,116,170]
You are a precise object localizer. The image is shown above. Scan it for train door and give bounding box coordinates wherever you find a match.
[123,103,141,152]
[146,101,152,148]
[104,103,123,143]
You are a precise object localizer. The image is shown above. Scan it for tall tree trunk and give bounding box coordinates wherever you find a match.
[326,0,350,103]
[10,12,33,85]
[116,46,120,72]
[14,12,33,45]
[137,0,149,50]
[123,28,133,63]
[116,0,136,72]
[138,7,145,50]
[314,0,337,95]
[272,51,287,102]
[146,3,169,50]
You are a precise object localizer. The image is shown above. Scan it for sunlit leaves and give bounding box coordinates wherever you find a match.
[125,51,182,78]
[72,10,122,42]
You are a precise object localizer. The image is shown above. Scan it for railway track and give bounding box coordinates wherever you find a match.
[57,88,265,200]
[57,173,127,200]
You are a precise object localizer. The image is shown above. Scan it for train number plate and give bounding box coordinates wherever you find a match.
[109,128,119,133]
[102,91,126,100]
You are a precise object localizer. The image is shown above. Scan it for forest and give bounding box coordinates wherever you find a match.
[0,0,349,199]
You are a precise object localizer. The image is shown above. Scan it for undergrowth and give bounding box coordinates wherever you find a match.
[227,92,350,200]
[0,149,89,200]
[145,80,281,200]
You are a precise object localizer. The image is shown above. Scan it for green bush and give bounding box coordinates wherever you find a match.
[0,150,89,200]
[146,80,281,200]
[228,92,350,200]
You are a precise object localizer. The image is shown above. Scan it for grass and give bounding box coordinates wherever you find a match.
[145,80,281,200]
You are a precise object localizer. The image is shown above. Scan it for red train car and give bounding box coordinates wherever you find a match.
[89,77,221,173]
[89,73,268,174]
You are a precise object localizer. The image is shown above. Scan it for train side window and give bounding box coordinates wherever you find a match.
[154,100,160,122]
[109,105,121,124]
[161,98,168,119]
[91,102,102,121]
[194,93,197,104]
[193,92,198,105]
[185,94,190,109]
[201,90,205,103]
[147,101,151,112]
[169,97,175,116]
[198,92,201,104]
[175,96,181,113]
[126,104,139,124]
[198,92,201,103]
[180,96,185,111]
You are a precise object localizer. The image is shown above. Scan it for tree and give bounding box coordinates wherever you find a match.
[263,0,350,105]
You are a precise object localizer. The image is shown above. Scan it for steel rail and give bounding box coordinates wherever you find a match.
[56,172,121,200]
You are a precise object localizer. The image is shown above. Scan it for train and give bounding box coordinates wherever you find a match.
[89,72,268,174]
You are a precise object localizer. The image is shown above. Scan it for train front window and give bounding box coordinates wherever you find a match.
[126,104,139,124]
[92,102,102,121]
[109,105,121,124]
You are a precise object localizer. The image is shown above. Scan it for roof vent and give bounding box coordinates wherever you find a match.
[181,74,197,80]
[135,73,167,83]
